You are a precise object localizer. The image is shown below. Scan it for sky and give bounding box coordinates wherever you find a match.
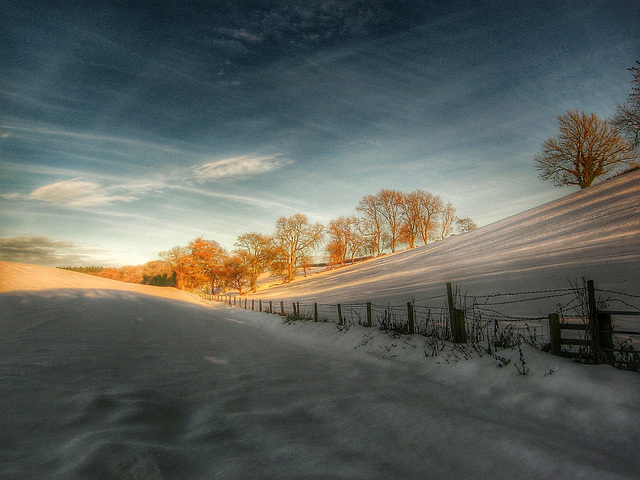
[1,0,639,267]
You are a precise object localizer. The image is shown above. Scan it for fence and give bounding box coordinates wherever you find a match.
[197,279,640,371]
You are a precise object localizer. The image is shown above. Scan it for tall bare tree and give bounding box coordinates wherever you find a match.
[416,190,443,245]
[356,194,384,257]
[535,110,637,188]
[377,189,403,253]
[222,255,249,294]
[326,215,362,267]
[274,214,324,282]
[439,202,457,239]
[234,232,276,293]
[613,61,640,149]
[399,190,423,248]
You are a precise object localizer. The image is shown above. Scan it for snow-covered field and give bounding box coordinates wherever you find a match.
[1,171,640,479]
[250,170,640,309]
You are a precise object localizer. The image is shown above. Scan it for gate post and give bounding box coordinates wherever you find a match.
[407,302,415,335]
[549,313,561,356]
[447,283,467,343]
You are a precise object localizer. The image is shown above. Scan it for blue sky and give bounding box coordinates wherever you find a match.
[1,0,639,266]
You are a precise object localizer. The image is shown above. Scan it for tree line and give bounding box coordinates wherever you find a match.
[91,189,475,294]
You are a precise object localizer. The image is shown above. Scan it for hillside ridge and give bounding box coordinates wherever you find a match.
[249,170,640,305]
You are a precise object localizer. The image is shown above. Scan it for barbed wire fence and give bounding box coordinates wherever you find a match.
[198,281,640,371]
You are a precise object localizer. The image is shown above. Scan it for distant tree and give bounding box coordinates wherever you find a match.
[141,260,175,286]
[234,232,276,293]
[612,61,640,149]
[274,214,324,282]
[326,215,361,267]
[399,191,423,248]
[415,190,444,245]
[298,252,314,277]
[223,255,250,294]
[178,237,227,292]
[377,189,403,253]
[535,110,638,188]
[159,245,190,286]
[439,202,457,240]
[456,217,477,233]
[356,194,385,257]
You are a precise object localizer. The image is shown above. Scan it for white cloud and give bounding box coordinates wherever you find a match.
[232,29,262,43]
[193,154,291,181]
[29,178,135,207]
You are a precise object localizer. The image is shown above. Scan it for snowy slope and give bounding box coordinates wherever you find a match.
[1,172,639,479]
[249,170,640,309]
[1,264,640,479]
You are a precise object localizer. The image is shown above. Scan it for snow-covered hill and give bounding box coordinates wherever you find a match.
[251,170,640,308]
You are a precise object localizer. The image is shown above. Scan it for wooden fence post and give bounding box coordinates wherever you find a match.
[549,313,561,356]
[296,302,300,319]
[587,280,602,364]
[251,299,255,311]
[259,299,262,312]
[293,302,297,319]
[366,302,372,327]
[280,301,285,316]
[270,301,273,314]
[447,283,467,343]
[598,313,615,366]
[407,302,415,335]
[314,303,318,322]
[337,304,343,326]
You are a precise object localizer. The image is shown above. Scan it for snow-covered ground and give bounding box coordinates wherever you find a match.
[1,172,639,479]
[1,260,640,479]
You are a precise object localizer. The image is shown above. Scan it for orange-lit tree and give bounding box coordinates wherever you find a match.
[234,232,276,293]
[274,214,324,282]
[326,215,362,267]
[177,237,228,292]
[356,194,385,257]
[535,110,637,188]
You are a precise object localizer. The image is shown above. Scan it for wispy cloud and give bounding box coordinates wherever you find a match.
[193,154,291,181]
[1,122,188,155]
[29,179,136,207]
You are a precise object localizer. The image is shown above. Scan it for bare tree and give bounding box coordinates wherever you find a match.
[399,190,422,248]
[326,215,361,267]
[439,202,457,240]
[274,214,324,282]
[234,232,275,293]
[456,217,477,233]
[223,255,249,295]
[535,110,637,188]
[356,194,384,257]
[377,189,403,253]
[416,190,443,245]
[612,61,640,149]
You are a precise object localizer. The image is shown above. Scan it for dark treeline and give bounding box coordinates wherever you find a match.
[58,266,105,274]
